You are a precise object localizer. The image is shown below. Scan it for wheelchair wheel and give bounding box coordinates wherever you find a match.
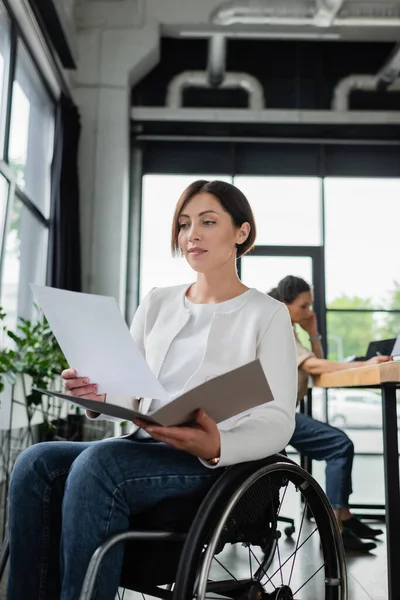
[173,456,347,600]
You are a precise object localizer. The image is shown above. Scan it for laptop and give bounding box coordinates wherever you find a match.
[391,336,400,358]
[365,337,399,360]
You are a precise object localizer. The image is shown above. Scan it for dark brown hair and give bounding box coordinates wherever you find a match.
[267,276,311,304]
[171,180,256,259]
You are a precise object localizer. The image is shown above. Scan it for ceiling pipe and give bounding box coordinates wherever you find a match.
[210,0,400,27]
[211,0,314,26]
[166,70,265,110]
[207,35,227,87]
[377,43,400,90]
[332,74,400,111]
[314,0,344,27]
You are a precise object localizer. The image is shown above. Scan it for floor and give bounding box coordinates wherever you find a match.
[0,521,388,600]
[115,520,388,600]
[0,441,390,599]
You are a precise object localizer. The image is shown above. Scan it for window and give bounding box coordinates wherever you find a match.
[1,195,48,331]
[233,177,322,246]
[0,3,11,157]
[0,172,8,242]
[325,178,400,310]
[241,255,313,294]
[140,174,231,298]
[0,4,55,330]
[325,178,400,361]
[326,310,395,360]
[8,42,54,217]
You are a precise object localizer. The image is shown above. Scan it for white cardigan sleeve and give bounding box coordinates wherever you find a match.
[205,304,297,468]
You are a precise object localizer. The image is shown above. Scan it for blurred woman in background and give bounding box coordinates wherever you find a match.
[268,275,390,553]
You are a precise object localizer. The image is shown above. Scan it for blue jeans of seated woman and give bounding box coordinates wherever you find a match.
[289,413,354,509]
[7,438,222,600]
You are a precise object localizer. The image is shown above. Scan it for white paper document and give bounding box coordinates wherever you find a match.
[31,285,168,400]
[31,285,275,426]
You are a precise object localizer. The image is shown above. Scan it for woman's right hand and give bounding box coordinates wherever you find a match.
[366,355,392,366]
[61,368,105,402]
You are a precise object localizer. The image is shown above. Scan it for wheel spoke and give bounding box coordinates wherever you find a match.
[261,526,321,586]
[212,555,239,582]
[248,544,253,579]
[190,464,345,600]
[288,495,308,587]
[250,545,276,589]
[292,562,326,596]
[275,542,284,587]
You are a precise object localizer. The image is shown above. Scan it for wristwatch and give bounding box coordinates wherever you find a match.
[309,333,322,342]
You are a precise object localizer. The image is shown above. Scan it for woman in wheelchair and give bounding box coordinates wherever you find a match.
[6,180,299,600]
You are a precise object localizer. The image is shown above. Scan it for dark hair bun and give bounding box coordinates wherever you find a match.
[276,275,311,304]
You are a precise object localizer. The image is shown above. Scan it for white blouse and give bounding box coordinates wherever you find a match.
[101,284,298,467]
[136,291,251,437]
[158,291,252,401]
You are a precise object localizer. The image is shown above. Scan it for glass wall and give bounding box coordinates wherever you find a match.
[235,176,322,246]
[8,42,54,216]
[325,178,400,359]
[0,4,11,157]
[0,1,55,331]
[138,166,400,507]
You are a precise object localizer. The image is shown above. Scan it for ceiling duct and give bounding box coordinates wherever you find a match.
[211,0,319,26]
[207,35,227,87]
[314,0,344,26]
[210,0,400,27]
[166,71,265,110]
[377,43,400,88]
[332,74,400,111]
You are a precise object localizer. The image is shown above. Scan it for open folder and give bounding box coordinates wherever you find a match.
[30,285,274,426]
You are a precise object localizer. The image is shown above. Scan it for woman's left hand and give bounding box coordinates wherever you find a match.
[299,310,318,336]
[134,410,221,461]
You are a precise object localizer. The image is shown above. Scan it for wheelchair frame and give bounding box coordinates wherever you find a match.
[0,453,347,600]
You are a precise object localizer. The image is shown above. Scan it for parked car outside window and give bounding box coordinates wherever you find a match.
[311,388,400,429]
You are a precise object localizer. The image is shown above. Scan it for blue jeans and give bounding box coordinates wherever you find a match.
[289,413,354,509]
[7,437,222,600]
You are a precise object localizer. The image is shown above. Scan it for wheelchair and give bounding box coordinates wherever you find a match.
[0,453,347,600]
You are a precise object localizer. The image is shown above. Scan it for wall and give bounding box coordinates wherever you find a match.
[72,0,225,308]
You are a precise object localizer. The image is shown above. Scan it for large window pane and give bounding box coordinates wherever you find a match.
[241,255,313,293]
[325,178,400,309]
[140,175,231,298]
[234,177,322,246]
[0,172,8,245]
[8,42,54,217]
[242,255,313,348]
[0,195,48,332]
[0,2,11,157]
[326,310,396,360]
[312,388,400,506]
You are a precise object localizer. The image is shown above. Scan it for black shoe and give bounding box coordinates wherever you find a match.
[342,528,377,553]
[342,516,383,539]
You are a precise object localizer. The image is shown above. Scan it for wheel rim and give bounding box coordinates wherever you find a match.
[194,463,346,600]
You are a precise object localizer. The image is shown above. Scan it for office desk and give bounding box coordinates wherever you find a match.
[315,362,400,600]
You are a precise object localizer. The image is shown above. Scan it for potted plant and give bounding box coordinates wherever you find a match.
[0,306,79,441]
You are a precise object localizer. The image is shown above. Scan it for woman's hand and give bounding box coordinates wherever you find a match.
[134,410,221,461]
[61,368,105,402]
[366,355,392,366]
[298,310,318,336]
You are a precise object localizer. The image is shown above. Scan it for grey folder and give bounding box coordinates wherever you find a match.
[34,359,274,426]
